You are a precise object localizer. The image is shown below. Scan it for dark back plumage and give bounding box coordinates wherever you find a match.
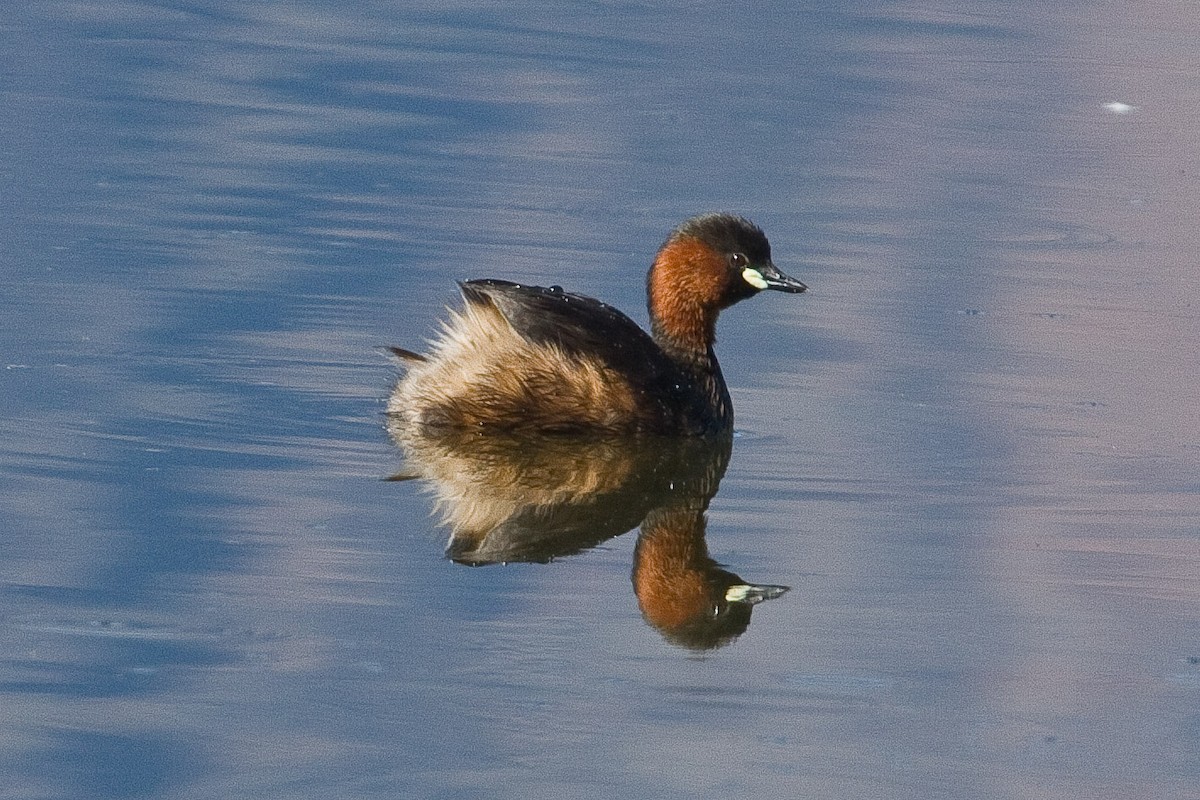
[457,279,719,433]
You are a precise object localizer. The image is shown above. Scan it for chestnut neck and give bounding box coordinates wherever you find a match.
[646,236,725,364]
[632,506,713,625]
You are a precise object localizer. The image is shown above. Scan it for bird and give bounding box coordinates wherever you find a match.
[387,213,807,435]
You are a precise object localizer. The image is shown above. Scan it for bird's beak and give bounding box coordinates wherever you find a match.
[756,262,808,293]
[724,583,791,604]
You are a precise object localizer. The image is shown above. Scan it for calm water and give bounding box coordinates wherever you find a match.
[3,2,1198,798]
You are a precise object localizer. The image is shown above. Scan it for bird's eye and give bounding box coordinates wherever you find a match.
[729,253,749,268]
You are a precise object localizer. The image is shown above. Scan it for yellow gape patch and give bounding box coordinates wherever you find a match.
[741,268,768,290]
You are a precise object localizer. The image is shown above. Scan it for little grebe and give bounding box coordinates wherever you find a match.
[387,213,807,435]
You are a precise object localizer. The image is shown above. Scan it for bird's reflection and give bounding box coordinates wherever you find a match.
[387,418,788,650]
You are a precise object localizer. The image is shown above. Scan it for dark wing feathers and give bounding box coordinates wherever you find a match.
[459,279,671,379]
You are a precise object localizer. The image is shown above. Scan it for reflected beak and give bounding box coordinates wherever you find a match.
[724,583,791,605]
[757,262,808,293]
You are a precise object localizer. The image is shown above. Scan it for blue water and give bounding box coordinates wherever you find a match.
[4,2,1199,798]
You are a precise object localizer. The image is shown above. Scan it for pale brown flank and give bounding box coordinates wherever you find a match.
[391,298,640,432]
[647,235,730,357]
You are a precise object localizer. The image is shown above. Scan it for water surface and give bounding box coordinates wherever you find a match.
[3,2,1198,798]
